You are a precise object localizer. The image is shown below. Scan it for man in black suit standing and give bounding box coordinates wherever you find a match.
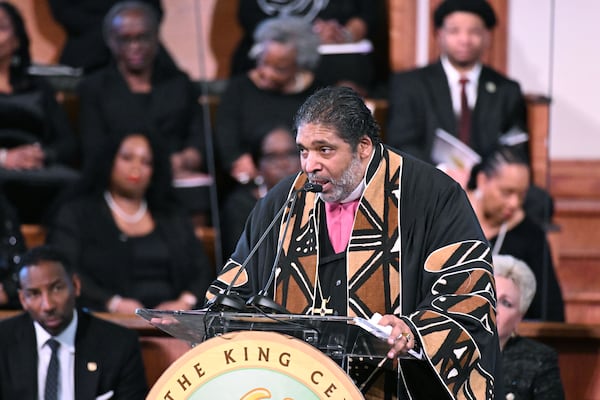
[387,0,527,186]
[0,246,147,399]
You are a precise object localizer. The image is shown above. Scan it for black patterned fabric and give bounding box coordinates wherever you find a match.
[502,336,565,400]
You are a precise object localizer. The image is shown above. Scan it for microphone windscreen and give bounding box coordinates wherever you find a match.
[303,182,323,193]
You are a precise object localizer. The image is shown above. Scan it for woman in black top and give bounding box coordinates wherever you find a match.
[467,146,564,321]
[48,132,214,313]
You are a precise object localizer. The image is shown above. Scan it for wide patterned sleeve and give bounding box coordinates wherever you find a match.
[399,171,499,400]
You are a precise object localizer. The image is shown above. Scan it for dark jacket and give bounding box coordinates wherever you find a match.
[77,61,203,166]
[387,61,526,162]
[503,336,565,399]
[0,311,147,399]
[47,195,214,310]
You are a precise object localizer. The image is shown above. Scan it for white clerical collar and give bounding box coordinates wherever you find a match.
[440,55,482,84]
[34,310,78,353]
[340,179,365,204]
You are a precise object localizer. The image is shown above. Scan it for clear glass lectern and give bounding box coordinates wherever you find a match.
[136,309,400,363]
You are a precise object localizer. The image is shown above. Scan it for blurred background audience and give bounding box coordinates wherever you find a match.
[387,0,526,187]
[0,1,78,224]
[220,124,300,259]
[231,0,379,96]
[215,16,320,189]
[48,0,174,75]
[47,132,214,313]
[77,1,210,221]
[467,146,564,321]
[0,191,24,309]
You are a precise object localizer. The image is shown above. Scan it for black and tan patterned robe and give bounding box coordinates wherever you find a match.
[207,144,500,399]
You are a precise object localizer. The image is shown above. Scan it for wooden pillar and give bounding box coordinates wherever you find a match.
[387,0,418,72]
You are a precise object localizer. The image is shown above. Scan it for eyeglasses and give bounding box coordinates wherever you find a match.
[114,33,156,47]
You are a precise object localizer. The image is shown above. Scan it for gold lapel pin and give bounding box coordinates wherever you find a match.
[87,362,98,372]
[486,82,496,93]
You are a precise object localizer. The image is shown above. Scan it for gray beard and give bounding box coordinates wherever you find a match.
[318,155,364,203]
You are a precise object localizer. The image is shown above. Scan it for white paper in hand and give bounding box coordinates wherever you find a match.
[353,312,392,341]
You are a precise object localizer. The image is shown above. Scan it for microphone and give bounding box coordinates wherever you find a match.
[247,182,322,313]
[206,181,322,312]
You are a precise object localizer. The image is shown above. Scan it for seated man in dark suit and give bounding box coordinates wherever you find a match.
[387,0,527,187]
[0,245,147,399]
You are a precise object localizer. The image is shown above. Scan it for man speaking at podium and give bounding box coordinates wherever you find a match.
[206,86,500,399]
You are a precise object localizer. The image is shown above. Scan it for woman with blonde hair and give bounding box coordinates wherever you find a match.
[494,254,565,399]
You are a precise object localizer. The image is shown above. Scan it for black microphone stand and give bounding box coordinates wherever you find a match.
[206,182,321,312]
[248,182,323,313]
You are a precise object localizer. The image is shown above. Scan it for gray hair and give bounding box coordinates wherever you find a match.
[252,16,320,71]
[102,1,159,45]
[294,86,380,150]
[493,254,537,314]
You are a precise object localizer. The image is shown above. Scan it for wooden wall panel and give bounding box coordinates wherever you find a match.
[140,337,191,386]
[526,96,551,189]
[387,0,417,72]
[551,160,600,200]
[551,160,600,324]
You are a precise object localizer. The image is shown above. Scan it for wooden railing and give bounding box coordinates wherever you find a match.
[550,160,600,324]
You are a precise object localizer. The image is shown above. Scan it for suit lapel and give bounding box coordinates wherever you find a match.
[426,61,457,134]
[472,67,498,152]
[74,313,100,400]
[12,316,39,398]
[474,67,496,121]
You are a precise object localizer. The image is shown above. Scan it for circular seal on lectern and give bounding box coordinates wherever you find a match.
[147,330,364,399]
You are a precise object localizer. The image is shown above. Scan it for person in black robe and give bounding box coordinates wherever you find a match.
[207,86,501,399]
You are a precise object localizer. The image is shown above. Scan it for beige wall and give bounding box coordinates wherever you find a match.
[507,0,600,160]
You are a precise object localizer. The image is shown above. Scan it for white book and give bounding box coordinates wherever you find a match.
[431,128,481,170]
